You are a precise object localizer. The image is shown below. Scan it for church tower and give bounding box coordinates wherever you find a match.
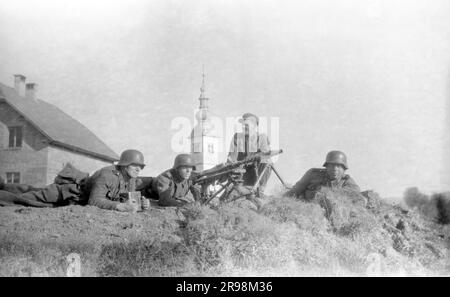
[190,71,221,171]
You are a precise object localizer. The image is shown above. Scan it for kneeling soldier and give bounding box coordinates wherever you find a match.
[87,149,150,212]
[285,150,360,200]
[155,154,201,207]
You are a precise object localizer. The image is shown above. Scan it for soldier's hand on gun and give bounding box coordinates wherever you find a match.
[141,197,150,210]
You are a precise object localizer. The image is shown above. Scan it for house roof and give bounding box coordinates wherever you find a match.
[0,83,119,162]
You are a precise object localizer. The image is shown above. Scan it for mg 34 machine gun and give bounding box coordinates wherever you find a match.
[193,149,288,208]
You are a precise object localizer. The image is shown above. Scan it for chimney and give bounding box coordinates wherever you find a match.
[14,74,26,97]
[25,83,38,101]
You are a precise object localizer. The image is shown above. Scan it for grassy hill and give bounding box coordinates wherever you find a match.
[0,189,448,276]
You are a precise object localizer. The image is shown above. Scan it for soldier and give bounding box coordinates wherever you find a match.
[155,154,201,207]
[87,149,150,212]
[0,149,151,211]
[0,163,89,207]
[285,150,361,200]
[227,112,271,197]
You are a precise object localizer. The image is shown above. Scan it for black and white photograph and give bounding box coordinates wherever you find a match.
[0,0,449,280]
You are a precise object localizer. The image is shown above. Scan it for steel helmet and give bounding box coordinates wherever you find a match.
[173,154,196,170]
[117,149,145,167]
[323,150,348,170]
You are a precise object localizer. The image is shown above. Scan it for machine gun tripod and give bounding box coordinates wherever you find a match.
[193,149,288,208]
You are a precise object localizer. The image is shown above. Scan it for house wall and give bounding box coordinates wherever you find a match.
[0,102,49,186]
[46,146,113,181]
[0,102,114,186]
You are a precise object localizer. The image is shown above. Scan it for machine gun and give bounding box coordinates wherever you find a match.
[193,149,288,207]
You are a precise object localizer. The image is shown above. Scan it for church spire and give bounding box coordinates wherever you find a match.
[200,65,205,98]
[199,65,209,110]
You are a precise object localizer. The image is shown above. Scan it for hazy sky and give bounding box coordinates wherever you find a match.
[1,0,449,198]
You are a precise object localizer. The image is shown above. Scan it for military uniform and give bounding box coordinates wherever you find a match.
[227,132,272,190]
[0,163,88,207]
[155,168,200,207]
[86,165,137,210]
[227,132,271,163]
[286,168,361,201]
[0,150,147,211]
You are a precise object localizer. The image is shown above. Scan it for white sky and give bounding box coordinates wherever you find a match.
[1,0,449,198]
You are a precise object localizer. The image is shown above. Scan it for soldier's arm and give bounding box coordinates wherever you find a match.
[87,172,119,210]
[226,133,239,163]
[343,176,361,193]
[190,183,202,202]
[157,175,185,207]
[258,133,271,152]
[135,176,154,197]
[135,177,153,190]
[258,133,271,163]
[284,169,314,198]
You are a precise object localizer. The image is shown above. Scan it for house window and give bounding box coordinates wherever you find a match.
[8,126,23,148]
[208,143,214,154]
[6,172,20,184]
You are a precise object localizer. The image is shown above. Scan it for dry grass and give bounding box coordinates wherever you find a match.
[0,189,449,276]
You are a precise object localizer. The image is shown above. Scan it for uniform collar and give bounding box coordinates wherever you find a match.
[324,172,347,183]
[113,166,132,182]
[111,166,121,176]
[170,168,186,183]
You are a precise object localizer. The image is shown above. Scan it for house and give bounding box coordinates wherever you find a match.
[0,74,119,187]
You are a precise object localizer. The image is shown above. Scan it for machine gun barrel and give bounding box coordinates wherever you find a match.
[193,149,283,185]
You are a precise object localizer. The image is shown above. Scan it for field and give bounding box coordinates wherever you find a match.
[0,189,448,277]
